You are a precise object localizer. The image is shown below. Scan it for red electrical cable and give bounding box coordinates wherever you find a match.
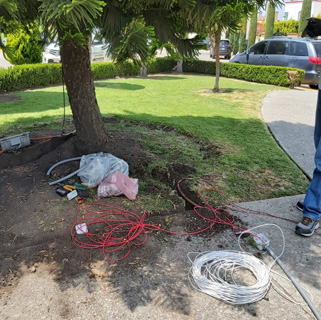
[72,183,315,261]
[71,196,247,261]
[177,178,299,224]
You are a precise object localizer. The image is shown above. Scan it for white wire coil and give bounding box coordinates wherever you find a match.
[188,250,271,305]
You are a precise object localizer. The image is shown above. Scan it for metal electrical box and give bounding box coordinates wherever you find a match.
[0,132,31,151]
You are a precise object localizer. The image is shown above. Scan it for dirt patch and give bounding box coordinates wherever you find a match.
[0,121,246,293]
[0,94,21,104]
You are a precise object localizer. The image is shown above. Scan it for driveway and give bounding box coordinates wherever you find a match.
[262,88,318,179]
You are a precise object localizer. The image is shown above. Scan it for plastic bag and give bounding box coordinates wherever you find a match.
[77,153,129,187]
[97,171,138,200]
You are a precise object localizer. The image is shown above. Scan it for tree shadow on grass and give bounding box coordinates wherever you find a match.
[0,91,69,116]
[95,82,145,90]
[147,75,187,81]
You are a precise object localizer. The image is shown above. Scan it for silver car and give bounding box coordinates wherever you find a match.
[230,36,321,88]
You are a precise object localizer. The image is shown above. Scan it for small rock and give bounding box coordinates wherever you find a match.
[29,266,37,273]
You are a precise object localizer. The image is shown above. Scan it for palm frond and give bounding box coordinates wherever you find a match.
[39,0,105,35]
[99,3,131,40]
[0,0,17,19]
[112,18,155,63]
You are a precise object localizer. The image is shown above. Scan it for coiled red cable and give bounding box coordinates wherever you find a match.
[72,182,311,261]
[71,194,244,261]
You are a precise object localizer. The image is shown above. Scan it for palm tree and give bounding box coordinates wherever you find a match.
[190,0,255,92]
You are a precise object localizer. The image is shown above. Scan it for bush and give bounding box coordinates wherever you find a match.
[0,57,304,93]
[183,59,305,87]
[274,20,299,35]
[91,57,176,79]
[147,57,177,73]
[6,22,43,65]
[0,57,177,93]
[0,64,62,92]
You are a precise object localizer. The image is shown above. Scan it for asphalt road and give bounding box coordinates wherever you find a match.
[156,49,228,63]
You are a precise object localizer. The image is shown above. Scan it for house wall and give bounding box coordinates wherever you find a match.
[285,0,321,20]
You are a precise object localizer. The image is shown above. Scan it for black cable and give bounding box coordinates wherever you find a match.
[62,65,66,133]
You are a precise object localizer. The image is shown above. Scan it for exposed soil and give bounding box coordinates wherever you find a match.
[0,121,246,296]
[0,94,21,104]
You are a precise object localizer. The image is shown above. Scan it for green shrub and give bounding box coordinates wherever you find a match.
[147,57,177,73]
[0,57,176,93]
[0,57,304,93]
[0,64,62,92]
[183,59,305,87]
[6,21,43,65]
[274,20,299,35]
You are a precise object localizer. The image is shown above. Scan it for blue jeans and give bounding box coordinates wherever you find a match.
[303,89,321,221]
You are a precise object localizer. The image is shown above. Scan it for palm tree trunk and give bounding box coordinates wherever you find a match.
[213,29,221,92]
[140,61,147,78]
[60,37,108,151]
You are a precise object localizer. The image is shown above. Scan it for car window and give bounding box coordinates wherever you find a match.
[313,42,321,57]
[290,42,308,56]
[266,40,288,55]
[248,41,267,55]
[220,40,229,45]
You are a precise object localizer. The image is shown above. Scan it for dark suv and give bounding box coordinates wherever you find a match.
[230,37,321,88]
[210,40,232,60]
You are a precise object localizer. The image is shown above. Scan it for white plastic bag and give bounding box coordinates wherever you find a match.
[77,153,129,187]
[97,171,138,200]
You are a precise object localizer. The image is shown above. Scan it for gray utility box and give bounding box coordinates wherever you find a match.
[0,132,31,151]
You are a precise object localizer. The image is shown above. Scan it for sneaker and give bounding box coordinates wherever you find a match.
[296,200,303,211]
[295,217,319,237]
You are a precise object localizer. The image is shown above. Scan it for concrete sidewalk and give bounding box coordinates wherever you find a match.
[262,88,318,179]
[1,194,320,320]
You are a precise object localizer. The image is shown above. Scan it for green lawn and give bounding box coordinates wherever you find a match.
[0,74,309,201]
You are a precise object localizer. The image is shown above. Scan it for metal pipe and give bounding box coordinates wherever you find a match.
[266,246,321,320]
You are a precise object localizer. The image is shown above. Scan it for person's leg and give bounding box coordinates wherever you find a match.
[302,138,321,221]
[296,90,321,236]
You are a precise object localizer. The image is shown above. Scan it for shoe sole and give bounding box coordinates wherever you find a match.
[295,222,319,237]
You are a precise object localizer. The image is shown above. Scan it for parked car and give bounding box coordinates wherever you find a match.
[42,38,111,64]
[230,36,321,88]
[42,42,60,63]
[210,40,232,60]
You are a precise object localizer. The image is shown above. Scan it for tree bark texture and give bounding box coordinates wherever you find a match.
[265,2,275,39]
[176,59,183,73]
[248,8,258,48]
[140,62,147,78]
[214,29,221,92]
[60,38,108,151]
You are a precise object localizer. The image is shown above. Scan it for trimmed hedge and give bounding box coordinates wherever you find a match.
[0,57,177,93]
[91,61,140,79]
[183,59,305,87]
[0,63,62,92]
[0,57,304,93]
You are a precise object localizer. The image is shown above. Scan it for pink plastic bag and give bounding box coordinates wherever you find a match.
[97,171,138,200]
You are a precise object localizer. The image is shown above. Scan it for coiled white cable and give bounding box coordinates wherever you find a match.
[188,223,314,310]
[188,250,271,305]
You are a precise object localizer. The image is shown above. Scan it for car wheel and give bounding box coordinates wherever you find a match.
[309,84,319,90]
